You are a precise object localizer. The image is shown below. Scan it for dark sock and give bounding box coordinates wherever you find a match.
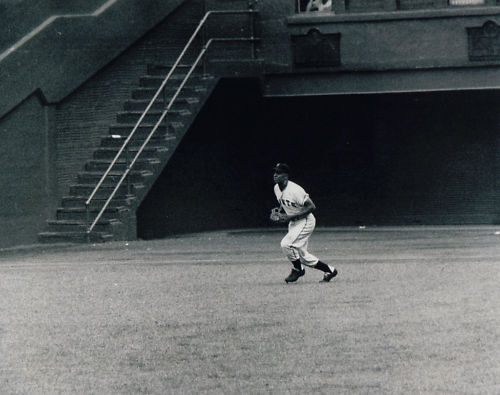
[291,259,302,271]
[315,260,332,273]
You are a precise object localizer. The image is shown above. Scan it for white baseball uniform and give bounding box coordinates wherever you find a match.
[274,180,319,267]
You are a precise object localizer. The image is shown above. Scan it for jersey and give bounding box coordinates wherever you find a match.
[274,180,310,217]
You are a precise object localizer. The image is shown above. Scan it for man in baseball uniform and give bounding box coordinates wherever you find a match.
[273,163,338,283]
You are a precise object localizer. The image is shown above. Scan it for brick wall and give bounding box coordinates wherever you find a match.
[54,0,204,199]
[0,0,204,247]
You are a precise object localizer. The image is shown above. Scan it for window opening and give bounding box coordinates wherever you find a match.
[297,0,333,13]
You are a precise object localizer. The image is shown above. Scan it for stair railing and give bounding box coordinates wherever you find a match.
[85,7,258,238]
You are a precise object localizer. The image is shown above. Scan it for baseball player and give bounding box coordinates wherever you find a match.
[272,163,338,283]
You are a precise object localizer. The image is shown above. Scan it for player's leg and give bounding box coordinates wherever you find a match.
[286,214,318,267]
[295,237,319,267]
[299,248,338,282]
[280,222,302,263]
[290,216,338,282]
[281,223,306,283]
[281,217,315,282]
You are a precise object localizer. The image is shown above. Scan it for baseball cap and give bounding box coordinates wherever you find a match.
[273,163,290,174]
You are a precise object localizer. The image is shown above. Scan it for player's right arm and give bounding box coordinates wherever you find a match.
[287,197,316,221]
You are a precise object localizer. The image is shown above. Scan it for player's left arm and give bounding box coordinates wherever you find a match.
[287,197,316,221]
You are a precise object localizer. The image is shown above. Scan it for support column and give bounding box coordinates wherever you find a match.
[333,0,347,13]
[44,104,58,218]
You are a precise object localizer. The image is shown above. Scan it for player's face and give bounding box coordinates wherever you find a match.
[273,172,288,184]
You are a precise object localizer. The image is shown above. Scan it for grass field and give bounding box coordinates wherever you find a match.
[0,226,499,394]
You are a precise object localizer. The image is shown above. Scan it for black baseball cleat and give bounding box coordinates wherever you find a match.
[319,268,338,283]
[285,268,305,283]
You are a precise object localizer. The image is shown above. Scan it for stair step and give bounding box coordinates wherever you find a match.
[109,122,183,136]
[100,134,176,148]
[56,206,130,221]
[139,74,207,88]
[46,218,120,232]
[78,169,154,184]
[61,195,136,209]
[93,146,168,160]
[85,158,160,172]
[38,231,114,243]
[69,183,145,198]
[109,123,168,134]
[132,86,208,100]
[116,109,191,124]
[123,97,200,111]
[147,64,204,76]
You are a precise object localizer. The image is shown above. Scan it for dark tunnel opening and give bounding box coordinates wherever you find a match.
[137,78,499,239]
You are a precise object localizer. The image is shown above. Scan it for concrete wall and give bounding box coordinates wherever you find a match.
[0,0,187,118]
[0,0,105,52]
[0,95,56,248]
[0,0,196,248]
[1,0,499,246]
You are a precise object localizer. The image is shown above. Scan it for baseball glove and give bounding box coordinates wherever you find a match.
[270,207,288,223]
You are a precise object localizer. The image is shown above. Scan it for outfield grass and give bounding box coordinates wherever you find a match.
[0,226,499,394]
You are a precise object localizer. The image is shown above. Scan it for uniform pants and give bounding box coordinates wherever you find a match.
[280,213,319,267]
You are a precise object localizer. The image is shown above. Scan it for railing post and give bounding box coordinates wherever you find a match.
[202,0,208,77]
[85,202,90,229]
[125,144,131,195]
[249,1,256,59]
[85,203,90,242]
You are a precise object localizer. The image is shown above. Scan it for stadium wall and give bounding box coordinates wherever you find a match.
[264,1,500,67]
[1,0,499,247]
[0,0,193,248]
[0,95,56,248]
[0,0,187,118]
[0,0,106,53]
[134,1,500,237]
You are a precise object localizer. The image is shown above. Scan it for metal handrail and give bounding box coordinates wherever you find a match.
[85,9,257,236]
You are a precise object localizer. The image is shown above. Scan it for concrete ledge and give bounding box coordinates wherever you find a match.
[262,65,500,96]
[287,6,500,24]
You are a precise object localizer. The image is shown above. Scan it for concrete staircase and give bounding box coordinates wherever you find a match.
[38,65,218,243]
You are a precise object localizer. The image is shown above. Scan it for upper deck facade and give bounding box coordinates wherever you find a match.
[230,0,500,95]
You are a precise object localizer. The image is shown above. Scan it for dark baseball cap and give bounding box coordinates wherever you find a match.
[273,163,290,174]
